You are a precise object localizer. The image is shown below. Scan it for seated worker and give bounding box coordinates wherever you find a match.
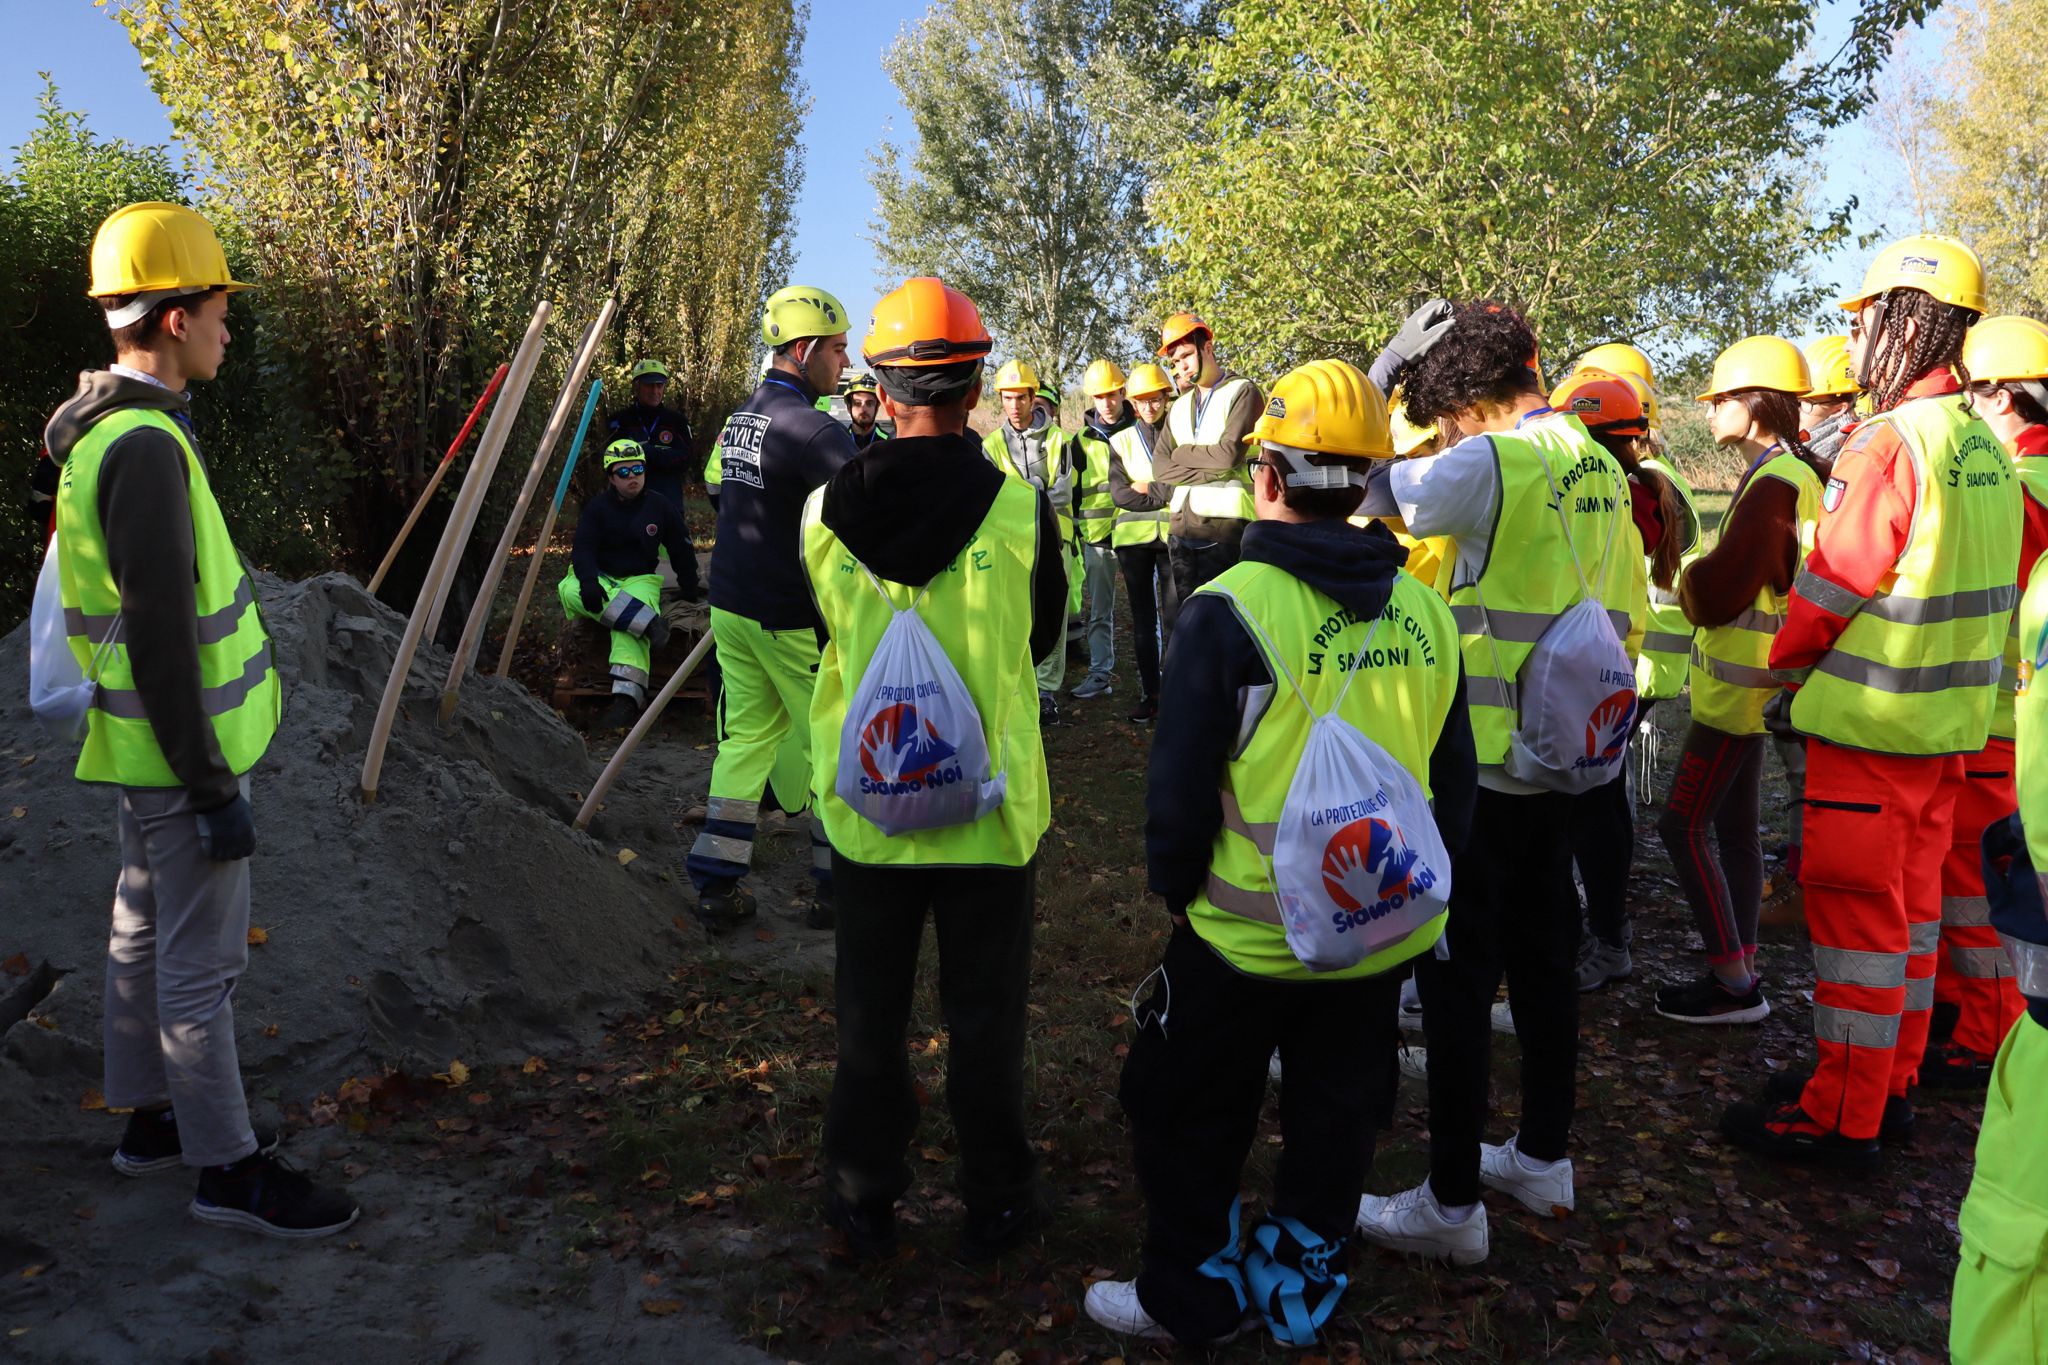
[558,438,689,729]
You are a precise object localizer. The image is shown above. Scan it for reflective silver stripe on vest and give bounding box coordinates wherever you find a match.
[1807,652,2001,694]
[1220,791,1277,855]
[1903,974,1936,1010]
[1949,945,2014,980]
[1075,507,1116,520]
[1909,918,1942,954]
[1691,650,1778,690]
[1794,568,1869,617]
[1451,603,1628,642]
[1465,675,1518,710]
[1643,630,1693,654]
[1116,509,1169,524]
[1943,894,1992,928]
[66,575,257,648]
[1999,934,2048,1000]
[1205,871,1281,924]
[1727,606,1784,634]
[706,797,760,824]
[93,646,272,722]
[1810,945,1906,989]
[1813,1003,1901,1047]
[1858,582,2018,626]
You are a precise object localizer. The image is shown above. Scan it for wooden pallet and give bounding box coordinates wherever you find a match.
[550,600,717,714]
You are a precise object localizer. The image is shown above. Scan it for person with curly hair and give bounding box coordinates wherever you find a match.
[1352,300,1642,1264]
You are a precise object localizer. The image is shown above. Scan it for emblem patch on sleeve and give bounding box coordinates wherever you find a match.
[1822,477,1846,512]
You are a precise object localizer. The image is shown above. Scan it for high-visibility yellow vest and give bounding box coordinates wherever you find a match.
[55,406,279,787]
[1108,424,1169,548]
[1446,413,1639,767]
[1949,1013,2048,1365]
[704,434,722,491]
[1786,394,2023,755]
[1167,377,1256,522]
[982,425,1074,542]
[801,475,1049,867]
[1636,456,1703,700]
[1187,558,1459,980]
[2017,550,2048,871]
[1991,461,2048,741]
[1688,451,1821,736]
[1073,430,1116,545]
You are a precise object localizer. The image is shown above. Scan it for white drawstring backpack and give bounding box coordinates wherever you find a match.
[28,535,119,744]
[835,566,1006,835]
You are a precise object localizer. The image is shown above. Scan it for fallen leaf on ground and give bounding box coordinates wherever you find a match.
[9,806,24,819]
[1,953,27,976]
[522,1056,547,1074]
[434,1059,471,1087]
[19,1264,46,1280]
[754,926,776,942]
[617,848,638,866]
[79,1089,106,1112]
[246,927,269,946]
[1863,1257,1901,1282]
[641,1299,682,1316]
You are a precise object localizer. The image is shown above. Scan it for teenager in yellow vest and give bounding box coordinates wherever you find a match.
[51,203,355,1237]
[1723,235,2020,1168]
[983,357,1076,726]
[805,278,1068,1264]
[1150,313,1264,600]
[1089,359,1474,1346]
[1105,362,1177,720]
[1073,359,1128,701]
[1354,299,1641,1263]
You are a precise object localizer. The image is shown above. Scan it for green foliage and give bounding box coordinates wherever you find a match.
[1149,0,1939,381]
[1933,0,2048,316]
[868,0,1157,386]
[0,81,183,628]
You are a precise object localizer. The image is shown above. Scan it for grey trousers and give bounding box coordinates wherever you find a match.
[1081,541,1118,678]
[103,780,258,1168]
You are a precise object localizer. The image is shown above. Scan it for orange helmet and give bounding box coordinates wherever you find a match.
[862,277,993,367]
[1157,311,1212,357]
[1549,370,1647,437]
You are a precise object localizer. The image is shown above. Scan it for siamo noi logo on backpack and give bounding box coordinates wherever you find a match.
[1318,808,1438,933]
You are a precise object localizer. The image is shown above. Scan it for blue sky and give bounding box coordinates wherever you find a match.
[3,1,1902,359]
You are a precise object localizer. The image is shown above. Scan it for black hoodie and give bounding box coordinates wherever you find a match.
[819,431,1067,666]
[1145,517,1477,915]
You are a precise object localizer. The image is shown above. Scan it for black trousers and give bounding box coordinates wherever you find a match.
[820,854,1038,1218]
[1570,770,1632,948]
[1115,543,1179,699]
[1167,533,1240,608]
[1416,786,1580,1205]
[1120,923,1400,1344]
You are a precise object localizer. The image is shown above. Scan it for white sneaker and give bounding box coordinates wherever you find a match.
[1397,1043,1428,1082]
[1490,1000,1515,1034]
[1268,1048,1283,1084]
[1355,1180,1489,1265]
[1478,1135,1575,1217]
[1084,1279,1171,1339]
[1398,979,1424,1033]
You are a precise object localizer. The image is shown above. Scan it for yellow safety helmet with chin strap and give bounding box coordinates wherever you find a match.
[1697,335,1812,400]
[1125,362,1173,398]
[761,285,850,347]
[1244,358,1394,471]
[994,358,1039,393]
[1387,385,1438,457]
[1082,358,1127,397]
[1964,315,2048,384]
[1576,342,1654,387]
[1803,335,1858,400]
[1838,234,1989,315]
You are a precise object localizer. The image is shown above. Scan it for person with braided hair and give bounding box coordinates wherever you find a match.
[1720,236,2022,1170]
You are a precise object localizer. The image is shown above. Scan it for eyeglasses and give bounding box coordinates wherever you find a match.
[609,463,646,478]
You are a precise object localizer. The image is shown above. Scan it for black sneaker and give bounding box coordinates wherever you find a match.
[695,882,758,935]
[1039,694,1059,728]
[1126,695,1158,723]
[806,879,836,932]
[1654,974,1770,1026]
[824,1189,898,1262]
[1918,1039,1995,1091]
[113,1107,280,1177]
[1719,1098,1880,1171]
[960,1195,1046,1262]
[190,1153,359,1239]
[1763,1070,1916,1144]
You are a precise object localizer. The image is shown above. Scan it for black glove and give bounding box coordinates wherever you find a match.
[1762,689,1799,742]
[195,793,257,862]
[1388,298,1456,366]
[580,578,606,615]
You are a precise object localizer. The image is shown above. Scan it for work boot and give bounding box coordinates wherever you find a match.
[805,879,836,932]
[190,1153,360,1239]
[113,1106,279,1178]
[824,1189,898,1262]
[1576,938,1633,992]
[1765,1070,1916,1144]
[1126,694,1158,723]
[598,693,641,732]
[695,882,757,935]
[1917,1039,1995,1091]
[959,1188,1047,1262]
[1719,1098,1881,1171]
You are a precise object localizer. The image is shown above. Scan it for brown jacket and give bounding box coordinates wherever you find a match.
[1149,372,1263,545]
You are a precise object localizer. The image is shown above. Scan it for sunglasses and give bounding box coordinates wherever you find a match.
[609,463,646,478]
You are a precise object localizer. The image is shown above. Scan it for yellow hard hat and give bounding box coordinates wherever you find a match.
[1964,315,2048,384]
[1576,342,1654,387]
[1698,335,1812,400]
[1387,386,1437,457]
[1082,358,1127,397]
[1605,369,1660,429]
[88,201,251,299]
[1838,233,1988,315]
[1243,358,1393,461]
[1125,362,1173,398]
[994,358,1039,393]
[1803,335,1858,400]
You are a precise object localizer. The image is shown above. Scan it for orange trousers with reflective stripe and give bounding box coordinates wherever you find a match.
[1796,742,1959,1140]
[1936,738,2025,1058]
